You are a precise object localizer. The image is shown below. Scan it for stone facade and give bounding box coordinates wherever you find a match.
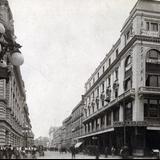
[0,0,33,147]
[71,99,84,144]
[80,0,160,156]
[53,0,160,156]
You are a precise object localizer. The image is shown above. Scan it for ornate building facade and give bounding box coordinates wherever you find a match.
[52,0,160,156]
[0,0,33,147]
[80,0,160,156]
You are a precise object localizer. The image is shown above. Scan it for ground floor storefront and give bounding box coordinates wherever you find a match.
[82,126,160,157]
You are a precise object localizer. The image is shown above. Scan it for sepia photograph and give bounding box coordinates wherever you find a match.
[0,0,160,159]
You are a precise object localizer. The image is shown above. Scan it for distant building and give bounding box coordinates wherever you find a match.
[48,127,59,148]
[34,137,49,148]
[71,99,84,144]
[62,116,72,149]
[52,127,63,150]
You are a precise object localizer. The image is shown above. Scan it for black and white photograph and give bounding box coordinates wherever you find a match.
[0,0,160,159]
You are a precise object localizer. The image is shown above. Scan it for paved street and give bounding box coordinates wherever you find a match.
[37,151,121,159]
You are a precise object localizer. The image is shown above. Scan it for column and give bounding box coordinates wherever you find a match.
[104,115,107,128]
[111,111,114,126]
[119,105,124,122]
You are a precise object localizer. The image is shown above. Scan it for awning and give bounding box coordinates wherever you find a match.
[75,142,83,148]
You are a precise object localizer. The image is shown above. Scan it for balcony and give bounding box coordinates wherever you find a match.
[139,87,160,96]
[141,30,159,38]
[83,89,135,123]
[113,121,148,128]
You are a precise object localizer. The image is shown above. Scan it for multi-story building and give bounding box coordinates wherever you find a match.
[71,99,84,144]
[34,137,49,148]
[48,127,59,148]
[79,0,160,156]
[52,127,63,150]
[62,116,72,149]
[0,0,33,147]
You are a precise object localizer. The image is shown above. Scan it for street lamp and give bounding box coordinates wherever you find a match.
[0,23,24,66]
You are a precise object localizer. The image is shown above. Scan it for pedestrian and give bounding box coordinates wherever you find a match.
[95,146,100,159]
[21,147,26,159]
[0,146,3,159]
[104,146,108,158]
[120,146,129,159]
[31,146,37,159]
[70,145,76,159]
[111,146,116,156]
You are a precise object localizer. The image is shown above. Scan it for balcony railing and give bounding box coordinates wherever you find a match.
[83,89,135,123]
[141,30,159,38]
[139,87,160,95]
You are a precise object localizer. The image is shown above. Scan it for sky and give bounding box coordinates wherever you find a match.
[9,0,137,138]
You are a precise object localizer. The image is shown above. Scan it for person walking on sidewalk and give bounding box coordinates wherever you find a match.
[70,145,76,159]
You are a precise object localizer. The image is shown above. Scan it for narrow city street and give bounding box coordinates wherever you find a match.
[37,151,121,159]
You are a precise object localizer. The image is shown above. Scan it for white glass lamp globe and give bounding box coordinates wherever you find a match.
[0,23,5,34]
[9,52,24,66]
[0,60,7,68]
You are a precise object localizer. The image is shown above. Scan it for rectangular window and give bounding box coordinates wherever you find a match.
[103,66,105,73]
[97,87,99,96]
[116,49,119,58]
[147,75,160,87]
[107,112,111,126]
[115,69,118,81]
[115,89,118,98]
[97,72,100,79]
[151,23,158,32]
[109,58,111,66]
[144,99,160,118]
[102,82,105,92]
[108,76,111,87]
[150,76,157,87]
[126,30,131,40]
[146,22,150,31]
[93,77,95,84]
[113,107,119,122]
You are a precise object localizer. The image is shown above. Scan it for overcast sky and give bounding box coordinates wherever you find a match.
[9,0,137,138]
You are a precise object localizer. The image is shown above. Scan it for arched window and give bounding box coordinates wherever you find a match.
[148,49,160,60]
[125,55,132,68]
[146,49,160,87]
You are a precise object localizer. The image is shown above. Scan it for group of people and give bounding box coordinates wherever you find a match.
[0,145,38,159]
